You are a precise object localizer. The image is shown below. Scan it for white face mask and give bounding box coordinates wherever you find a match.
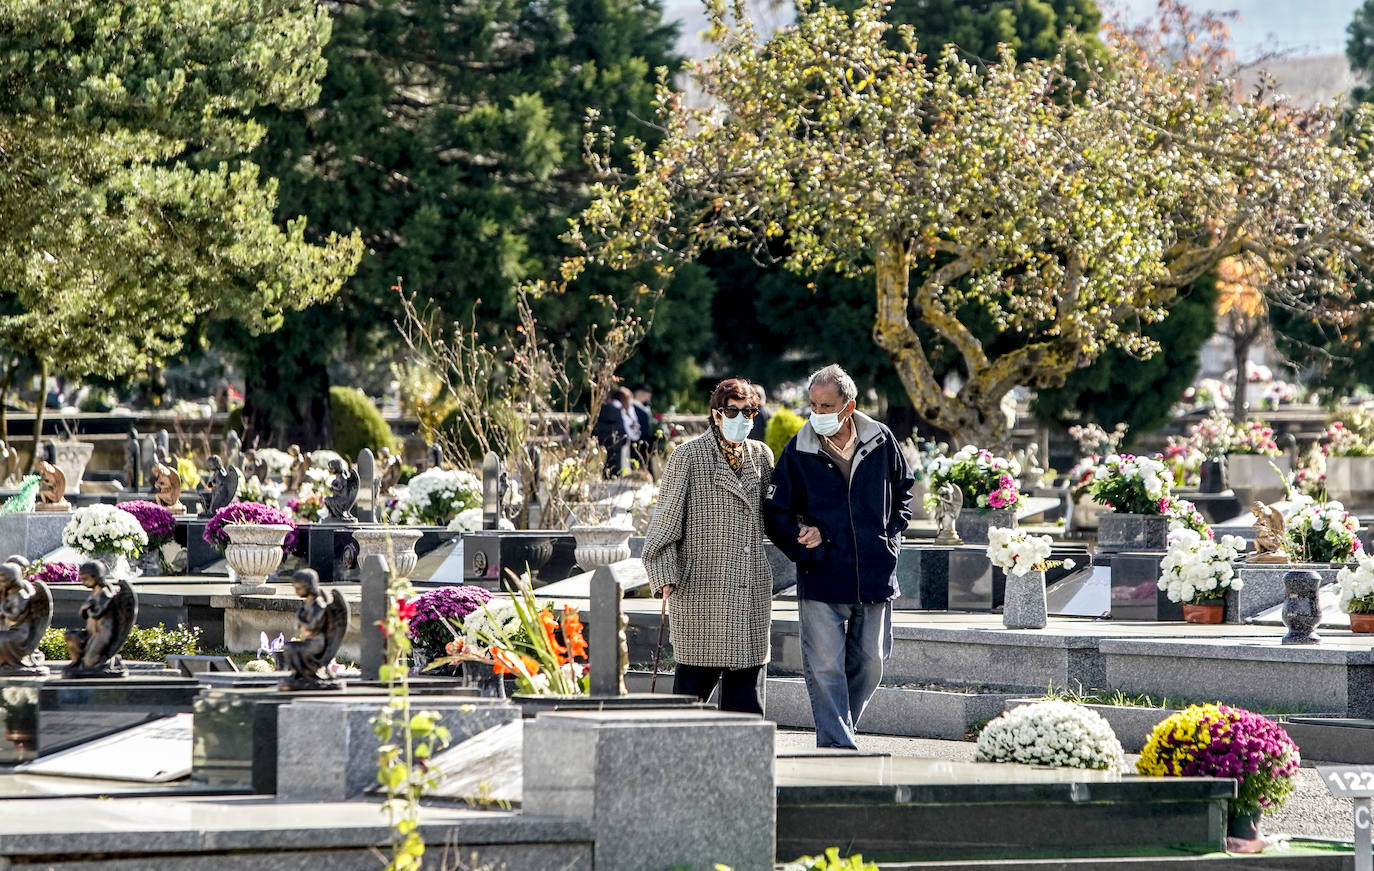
[718,412,753,444]
[810,411,842,437]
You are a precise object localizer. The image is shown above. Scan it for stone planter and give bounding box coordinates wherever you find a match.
[1002,569,1047,630]
[1324,456,1374,510]
[954,509,1014,545]
[569,525,634,570]
[352,527,423,579]
[1198,459,1227,494]
[1226,453,1291,506]
[52,441,94,496]
[223,523,292,595]
[1097,512,1168,552]
[1281,569,1322,645]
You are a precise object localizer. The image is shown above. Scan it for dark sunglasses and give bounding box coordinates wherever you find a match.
[716,406,760,419]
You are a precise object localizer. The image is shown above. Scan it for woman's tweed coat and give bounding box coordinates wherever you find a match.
[642,431,774,669]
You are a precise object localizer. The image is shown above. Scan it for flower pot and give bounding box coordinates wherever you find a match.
[352,527,424,579]
[52,441,94,496]
[1281,569,1322,645]
[223,524,293,595]
[1324,456,1374,510]
[569,525,634,570]
[1227,807,1263,840]
[954,509,1015,545]
[1002,569,1047,630]
[1096,512,1168,552]
[1226,453,1291,506]
[1182,603,1224,624]
[1350,612,1374,634]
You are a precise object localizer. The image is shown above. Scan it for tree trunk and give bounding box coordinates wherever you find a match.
[27,359,47,473]
[1231,334,1251,423]
[231,313,337,451]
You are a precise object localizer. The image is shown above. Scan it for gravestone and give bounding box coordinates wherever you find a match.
[590,565,628,696]
[140,435,157,487]
[224,430,242,471]
[18,713,192,782]
[482,451,504,530]
[359,554,387,681]
[155,429,170,461]
[355,448,375,522]
[123,428,141,490]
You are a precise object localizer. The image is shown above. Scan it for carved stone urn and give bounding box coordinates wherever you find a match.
[52,441,94,497]
[352,527,424,579]
[223,524,293,595]
[570,525,634,571]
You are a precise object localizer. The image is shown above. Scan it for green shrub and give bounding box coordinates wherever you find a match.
[330,386,399,459]
[765,406,806,460]
[38,623,201,663]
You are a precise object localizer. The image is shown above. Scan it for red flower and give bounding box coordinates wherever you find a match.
[395,598,419,621]
[562,605,588,661]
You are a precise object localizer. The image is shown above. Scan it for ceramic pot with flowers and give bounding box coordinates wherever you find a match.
[1336,555,1374,634]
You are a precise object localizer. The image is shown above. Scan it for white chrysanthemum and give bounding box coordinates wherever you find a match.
[61,504,148,557]
[975,700,1125,771]
[1338,554,1374,613]
[1158,528,1245,603]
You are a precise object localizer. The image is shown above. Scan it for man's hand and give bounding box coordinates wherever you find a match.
[798,525,822,548]
[660,584,675,598]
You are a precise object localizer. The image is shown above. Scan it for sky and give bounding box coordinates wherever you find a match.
[1110,0,1364,58]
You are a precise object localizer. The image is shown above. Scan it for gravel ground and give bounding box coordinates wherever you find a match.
[775,729,1356,842]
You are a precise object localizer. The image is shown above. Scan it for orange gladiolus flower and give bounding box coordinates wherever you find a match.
[561,605,588,661]
[539,608,568,663]
[491,648,541,677]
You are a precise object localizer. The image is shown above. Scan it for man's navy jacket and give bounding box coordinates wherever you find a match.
[764,411,915,603]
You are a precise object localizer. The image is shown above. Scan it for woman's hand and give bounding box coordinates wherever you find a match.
[660,584,675,598]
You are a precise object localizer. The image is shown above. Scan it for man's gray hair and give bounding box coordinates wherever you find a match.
[808,364,857,403]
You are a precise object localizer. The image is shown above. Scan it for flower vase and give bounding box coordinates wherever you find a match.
[352,527,424,579]
[1281,569,1322,645]
[1182,602,1224,624]
[135,550,162,578]
[223,524,293,595]
[1198,459,1227,494]
[1227,807,1263,840]
[955,509,1015,545]
[52,441,94,496]
[81,551,121,577]
[570,525,634,570]
[1350,613,1374,634]
[1002,569,1047,629]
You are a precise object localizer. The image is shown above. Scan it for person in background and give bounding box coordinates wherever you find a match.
[764,364,914,748]
[592,386,635,478]
[749,384,772,443]
[630,384,662,474]
[642,378,773,713]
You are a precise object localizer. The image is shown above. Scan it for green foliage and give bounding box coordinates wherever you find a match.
[225,0,693,446]
[765,407,807,460]
[778,848,880,871]
[329,386,398,459]
[1350,1,1374,104]
[834,0,1103,63]
[0,0,361,382]
[39,623,200,662]
[1033,275,1219,440]
[574,0,1374,451]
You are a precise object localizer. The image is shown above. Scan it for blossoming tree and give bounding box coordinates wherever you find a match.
[569,0,1374,449]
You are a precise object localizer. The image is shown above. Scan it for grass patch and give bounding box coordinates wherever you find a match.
[1035,683,1320,716]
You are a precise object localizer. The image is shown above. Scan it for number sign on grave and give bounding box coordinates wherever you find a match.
[1318,765,1374,871]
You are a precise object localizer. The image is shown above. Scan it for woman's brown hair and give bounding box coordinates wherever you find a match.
[709,378,755,410]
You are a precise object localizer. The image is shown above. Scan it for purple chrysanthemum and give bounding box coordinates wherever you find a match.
[116,500,176,548]
[29,561,79,585]
[204,501,299,555]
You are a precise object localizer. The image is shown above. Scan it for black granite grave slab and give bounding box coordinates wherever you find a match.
[1107,552,1180,621]
[0,676,202,764]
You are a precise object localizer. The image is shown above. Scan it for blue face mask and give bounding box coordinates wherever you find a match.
[718,412,753,444]
[810,411,842,437]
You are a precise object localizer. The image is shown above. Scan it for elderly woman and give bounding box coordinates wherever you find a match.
[642,378,774,714]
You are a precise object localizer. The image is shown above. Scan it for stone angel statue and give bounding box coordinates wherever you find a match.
[153,459,184,513]
[1250,501,1290,564]
[36,460,69,511]
[277,569,351,691]
[323,459,359,523]
[377,447,403,497]
[0,563,52,675]
[201,455,239,517]
[933,481,963,546]
[64,561,138,677]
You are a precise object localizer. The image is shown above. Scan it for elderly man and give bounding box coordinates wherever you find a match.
[764,364,914,749]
